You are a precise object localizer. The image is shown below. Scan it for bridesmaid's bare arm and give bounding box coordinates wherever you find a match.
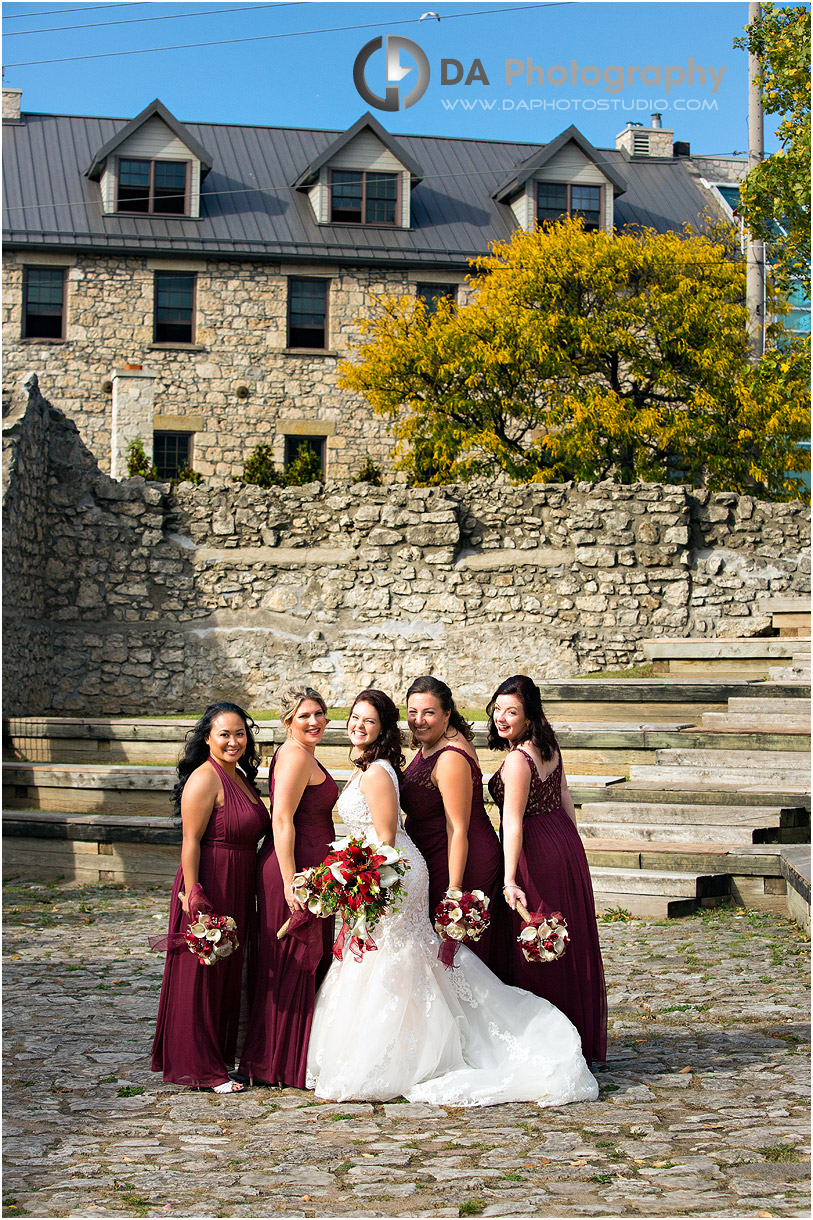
[500,750,531,911]
[359,764,399,847]
[272,743,313,910]
[179,764,221,913]
[434,750,473,892]
[560,764,578,827]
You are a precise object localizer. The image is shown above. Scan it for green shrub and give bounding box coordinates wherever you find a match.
[172,461,202,486]
[125,437,157,480]
[351,456,383,485]
[238,443,323,488]
[239,444,284,488]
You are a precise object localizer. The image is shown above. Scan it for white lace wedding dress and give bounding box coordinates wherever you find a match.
[306,761,599,1107]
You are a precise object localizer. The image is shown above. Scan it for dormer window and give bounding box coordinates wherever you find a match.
[118,158,189,215]
[537,182,601,231]
[330,170,398,225]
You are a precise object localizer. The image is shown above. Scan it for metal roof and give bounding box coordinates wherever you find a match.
[2,106,722,268]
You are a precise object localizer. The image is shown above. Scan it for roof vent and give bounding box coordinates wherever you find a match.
[633,131,650,155]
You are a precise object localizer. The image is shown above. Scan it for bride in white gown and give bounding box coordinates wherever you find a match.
[306,691,599,1108]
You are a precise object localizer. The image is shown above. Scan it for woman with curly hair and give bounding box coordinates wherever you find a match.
[399,675,502,968]
[151,702,268,1091]
[238,686,337,1088]
[487,674,607,1065]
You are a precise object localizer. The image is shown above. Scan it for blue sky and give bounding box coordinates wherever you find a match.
[1,0,787,154]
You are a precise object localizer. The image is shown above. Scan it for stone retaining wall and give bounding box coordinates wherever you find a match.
[3,378,810,715]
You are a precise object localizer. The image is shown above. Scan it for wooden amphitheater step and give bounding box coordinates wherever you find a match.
[578,800,810,846]
[643,637,811,680]
[702,694,811,734]
[589,865,730,918]
[630,747,811,791]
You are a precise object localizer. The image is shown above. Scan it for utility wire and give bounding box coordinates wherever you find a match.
[4,3,143,19]
[4,3,564,68]
[4,2,304,37]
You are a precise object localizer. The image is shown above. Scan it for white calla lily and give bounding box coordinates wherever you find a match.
[378,866,399,888]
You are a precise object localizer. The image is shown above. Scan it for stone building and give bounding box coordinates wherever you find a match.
[3,90,742,482]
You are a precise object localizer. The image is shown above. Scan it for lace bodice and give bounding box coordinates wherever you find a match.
[335,761,438,956]
[488,749,565,819]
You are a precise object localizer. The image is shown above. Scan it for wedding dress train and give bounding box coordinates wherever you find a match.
[306,761,599,1108]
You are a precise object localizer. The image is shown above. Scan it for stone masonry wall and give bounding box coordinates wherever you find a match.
[3,382,810,716]
[2,254,469,482]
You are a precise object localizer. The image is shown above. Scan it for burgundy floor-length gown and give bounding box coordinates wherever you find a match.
[151,760,269,1087]
[401,744,502,967]
[489,749,608,1065]
[239,748,338,1088]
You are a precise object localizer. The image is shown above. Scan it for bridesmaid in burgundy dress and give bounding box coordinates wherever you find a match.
[400,676,502,967]
[487,674,607,1065]
[239,686,338,1088]
[151,702,268,1091]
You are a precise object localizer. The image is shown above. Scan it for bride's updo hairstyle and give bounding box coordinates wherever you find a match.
[278,685,328,729]
[349,688,406,775]
[172,701,260,816]
[486,674,558,761]
[405,675,474,748]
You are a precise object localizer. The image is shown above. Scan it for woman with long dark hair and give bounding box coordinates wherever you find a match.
[151,702,268,1090]
[238,686,337,1088]
[305,688,598,1108]
[399,675,502,967]
[487,674,607,1066]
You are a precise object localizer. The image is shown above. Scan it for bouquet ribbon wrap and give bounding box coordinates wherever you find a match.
[148,882,214,953]
[438,936,460,971]
[333,919,378,963]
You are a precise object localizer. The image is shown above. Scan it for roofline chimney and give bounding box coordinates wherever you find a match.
[3,88,23,125]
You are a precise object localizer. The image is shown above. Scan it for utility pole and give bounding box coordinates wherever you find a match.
[746,0,766,362]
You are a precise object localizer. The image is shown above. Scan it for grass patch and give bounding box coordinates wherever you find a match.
[758,1144,802,1163]
[500,1172,527,1182]
[459,1199,486,1216]
[580,663,656,680]
[599,907,635,923]
[116,1086,145,1098]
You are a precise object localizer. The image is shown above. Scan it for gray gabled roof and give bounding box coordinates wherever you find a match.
[292,111,423,189]
[85,98,213,180]
[494,124,627,202]
[3,104,724,270]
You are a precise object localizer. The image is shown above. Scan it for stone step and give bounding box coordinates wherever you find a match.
[643,638,811,660]
[0,761,625,817]
[650,747,810,770]
[589,865,729,899]
[628,765,810,791]
[576,783,810,809]
[579,800,807,826]
[701,712,810,732]
[727,697,811,715]
[579,821,810,847]
[769,663,812,682]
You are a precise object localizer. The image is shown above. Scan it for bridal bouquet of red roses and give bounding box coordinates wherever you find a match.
[184,912,239,966]
[434,887,491,968]
[278,834,409,961]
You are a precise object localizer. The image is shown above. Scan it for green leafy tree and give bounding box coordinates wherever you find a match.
[735,3,811,297]
[340,219,808,499]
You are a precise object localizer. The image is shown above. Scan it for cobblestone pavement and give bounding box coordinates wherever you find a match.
[2,882,810,1220]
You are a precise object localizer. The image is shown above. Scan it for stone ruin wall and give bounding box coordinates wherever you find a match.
[3,380,810,716]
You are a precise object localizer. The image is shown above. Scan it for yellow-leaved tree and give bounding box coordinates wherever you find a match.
[339,219,809,499]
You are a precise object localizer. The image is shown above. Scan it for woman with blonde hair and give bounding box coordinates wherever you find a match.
[238,686,337,1087]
